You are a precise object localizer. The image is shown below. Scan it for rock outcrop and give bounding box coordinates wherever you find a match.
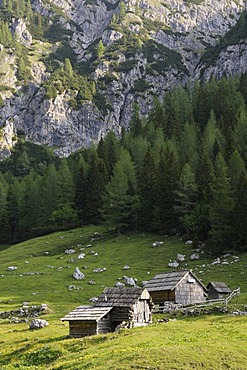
[0,0,246,157]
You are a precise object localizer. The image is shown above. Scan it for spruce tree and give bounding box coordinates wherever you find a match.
[102,157,135,234]
[175,163,198,235]
[154,146,179,234]
[85,152,107,224]
[138,147,157,230]
[74,159,87,223]
[209,153,234,253]
[179,122,199,172]
[228,150,245,190]
[232,173,247,251]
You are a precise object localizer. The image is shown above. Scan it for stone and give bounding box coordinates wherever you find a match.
[123,276,136,286]
[40,304,48,311]
[89,297,98,303]
[78,253,85,259]
[190,254,200,260]
[152,241,164,247]
[65,249,76,254]
[73,267,85,280]
[115,282,125,287]
[68,285,77,290]
[7,266,17,271]
[29,319,49,330]
[211,257,221,265]
[168,261,179,268]
[185,240,193,245]
[123,265,130,270]
[93,267,106,273]
[177,253,186,261]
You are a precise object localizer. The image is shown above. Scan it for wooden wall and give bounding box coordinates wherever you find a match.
[69,320,97,337]
[149,290,175,305]
[175,275,206,304]
[97,315,111,334]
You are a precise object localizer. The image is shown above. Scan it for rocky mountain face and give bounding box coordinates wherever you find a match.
[0,0,247,158]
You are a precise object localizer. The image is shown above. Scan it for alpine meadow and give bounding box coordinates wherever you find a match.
[0,0,247,369]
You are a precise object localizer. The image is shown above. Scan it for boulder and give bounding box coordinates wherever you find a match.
[78,253,85,259]
[177,253,186,261]
[123,276,137,286]
[7,266,17,271]
[29,319,49,330]
[168,261,179,268]
[190,253,200,260]
[152,241,164,247]
[73,267,85,280]
[65,249,76,254]
[40,304,48,311]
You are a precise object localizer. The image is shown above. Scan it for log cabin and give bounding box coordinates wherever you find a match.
[61,286,154,337]
[144,270,207,307]
[207,281,231,300]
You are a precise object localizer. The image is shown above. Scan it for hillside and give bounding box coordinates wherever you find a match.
[0,226,247,369]
[0,0,247,157]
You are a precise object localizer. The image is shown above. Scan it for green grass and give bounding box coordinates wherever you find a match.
[0,226,247,369]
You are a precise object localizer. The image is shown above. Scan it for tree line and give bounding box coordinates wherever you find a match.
[0,74,247,254]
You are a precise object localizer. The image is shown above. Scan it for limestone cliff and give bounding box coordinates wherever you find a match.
[0,0,246,158]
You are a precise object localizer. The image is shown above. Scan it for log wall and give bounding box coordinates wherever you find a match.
[149,290,175,305]
[69,320,97,337]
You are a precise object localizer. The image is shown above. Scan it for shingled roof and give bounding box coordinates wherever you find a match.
[94,286,151,307]
[144,270,207,292]
[207,282,231,294]
[61,306,112,322]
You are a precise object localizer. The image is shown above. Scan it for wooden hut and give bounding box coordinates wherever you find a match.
[207,282,231,300]
[95,286,154,331]
[144,270,207,306]
[62,287,154,337]
[61,306,112,337]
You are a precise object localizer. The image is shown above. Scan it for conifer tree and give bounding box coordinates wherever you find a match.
[85,152,107,223]
[154,146,179,234]
[6,180,22,242]
[228,149,245,190]
[232,173,247,251]
[130,103,142,137]
[148,96,166,131]
[209,153,234,253]
[138,147,157,230]
[234,106,247,161]
[202,110,217,158]
[179,122,199,172]
[74,158,87,223]
[102,153,136,234]
[97,40,105,58]
[175,163,198,234]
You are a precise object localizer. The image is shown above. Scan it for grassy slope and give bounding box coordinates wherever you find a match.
[0,226,247,369]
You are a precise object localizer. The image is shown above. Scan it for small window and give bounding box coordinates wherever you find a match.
[188,277,196,283]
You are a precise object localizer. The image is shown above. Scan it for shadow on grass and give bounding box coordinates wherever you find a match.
[0,334,68,367]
